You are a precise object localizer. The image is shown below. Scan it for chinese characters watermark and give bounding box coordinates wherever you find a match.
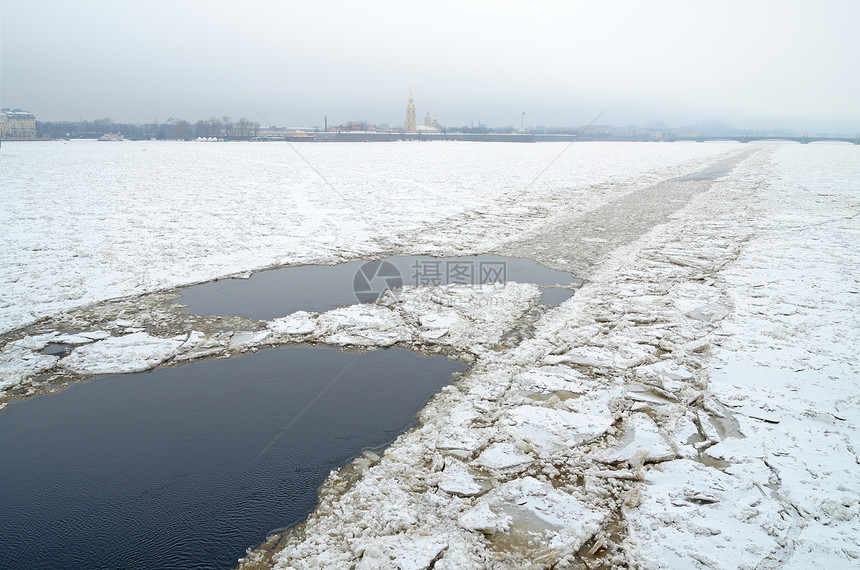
[411,260,506,286]
[353,259,509,303]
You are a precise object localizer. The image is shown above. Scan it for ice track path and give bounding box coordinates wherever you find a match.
[501,152,754,278]
[239,145,860,569]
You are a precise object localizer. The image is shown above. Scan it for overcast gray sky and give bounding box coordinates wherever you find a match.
[2,0,858,132]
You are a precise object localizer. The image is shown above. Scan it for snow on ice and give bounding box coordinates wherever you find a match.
[0,141,738,335]
[61,331,186,375]
[2,140,859,568]
[245,144,859,569]
[0,333,59,391]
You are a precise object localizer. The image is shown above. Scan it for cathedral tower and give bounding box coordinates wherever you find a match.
[404,88,416,131]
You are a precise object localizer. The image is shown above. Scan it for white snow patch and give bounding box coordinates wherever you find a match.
[480,477,607,554]
[54,333,98,345]
[61,332,185,374]
[499,400,614,455]
[600,413,675,464]
[438,459,486,497]
[317,304,411,347]
[626,459,788,569]
[475,442,534,471]
[0,334,59,390]
[267,311,318,335]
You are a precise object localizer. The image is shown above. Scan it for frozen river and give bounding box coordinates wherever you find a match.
[0,140,737,335]
[2,140,858,569]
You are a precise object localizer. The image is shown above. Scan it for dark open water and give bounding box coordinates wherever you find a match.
[177,254,580,320]
[0,345,466,569]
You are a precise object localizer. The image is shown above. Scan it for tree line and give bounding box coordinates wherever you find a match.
[35,116,260,140]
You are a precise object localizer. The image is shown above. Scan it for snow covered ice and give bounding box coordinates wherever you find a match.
[2,140,859,568]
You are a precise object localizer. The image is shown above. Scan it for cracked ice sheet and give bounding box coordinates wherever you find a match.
[1,141,739,335]
[705,144,860,566]
[0,333,59,391]
[264,283,542,353]
[260,151,772,569]
[622,144,860,567]
[498,398,614,455]
[60,332,186,374]
[625,459,790,569]
[382,282,542,352]
[463,476,608,551]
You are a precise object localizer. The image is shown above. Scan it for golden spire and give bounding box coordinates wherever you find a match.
[404,86,416,131]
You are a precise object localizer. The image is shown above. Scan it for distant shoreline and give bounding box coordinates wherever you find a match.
[5,133,859,144]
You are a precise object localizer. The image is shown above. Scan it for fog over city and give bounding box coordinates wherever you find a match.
[2,0,859,131]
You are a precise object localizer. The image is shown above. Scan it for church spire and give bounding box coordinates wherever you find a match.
[404,86,416,131]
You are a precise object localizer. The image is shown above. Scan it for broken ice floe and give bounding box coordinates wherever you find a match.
[172,330,227,361]
[510,365,589,395]
[0,333,60,391]
[228,330,271,350]
[354,534,449,570]
[599,413,675,465]
[267,311,318,335]
[467,477,608,556]
[54,330,110,345]
[458,501,508,535]
[382,283,541,351]
[498,399,614,455]
[438,459,488,497]
[474,442,534,471]
[434,404,490,459]
[61,332,186,375]
[636,360,693,383]
[317,304,411,347]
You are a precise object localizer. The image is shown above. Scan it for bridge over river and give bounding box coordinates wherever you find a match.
[677,135,860,144]
[247,132,860,144]
[533,134,860,144]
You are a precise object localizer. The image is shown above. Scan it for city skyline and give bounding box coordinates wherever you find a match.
[3,0,859,133]
[18,100,860,137]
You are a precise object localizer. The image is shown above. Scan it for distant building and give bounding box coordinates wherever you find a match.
[423,112,441,130]
[404,89,442,132]
[606,125,649,138]
[1,108,37,139]
[404,88,417,131]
